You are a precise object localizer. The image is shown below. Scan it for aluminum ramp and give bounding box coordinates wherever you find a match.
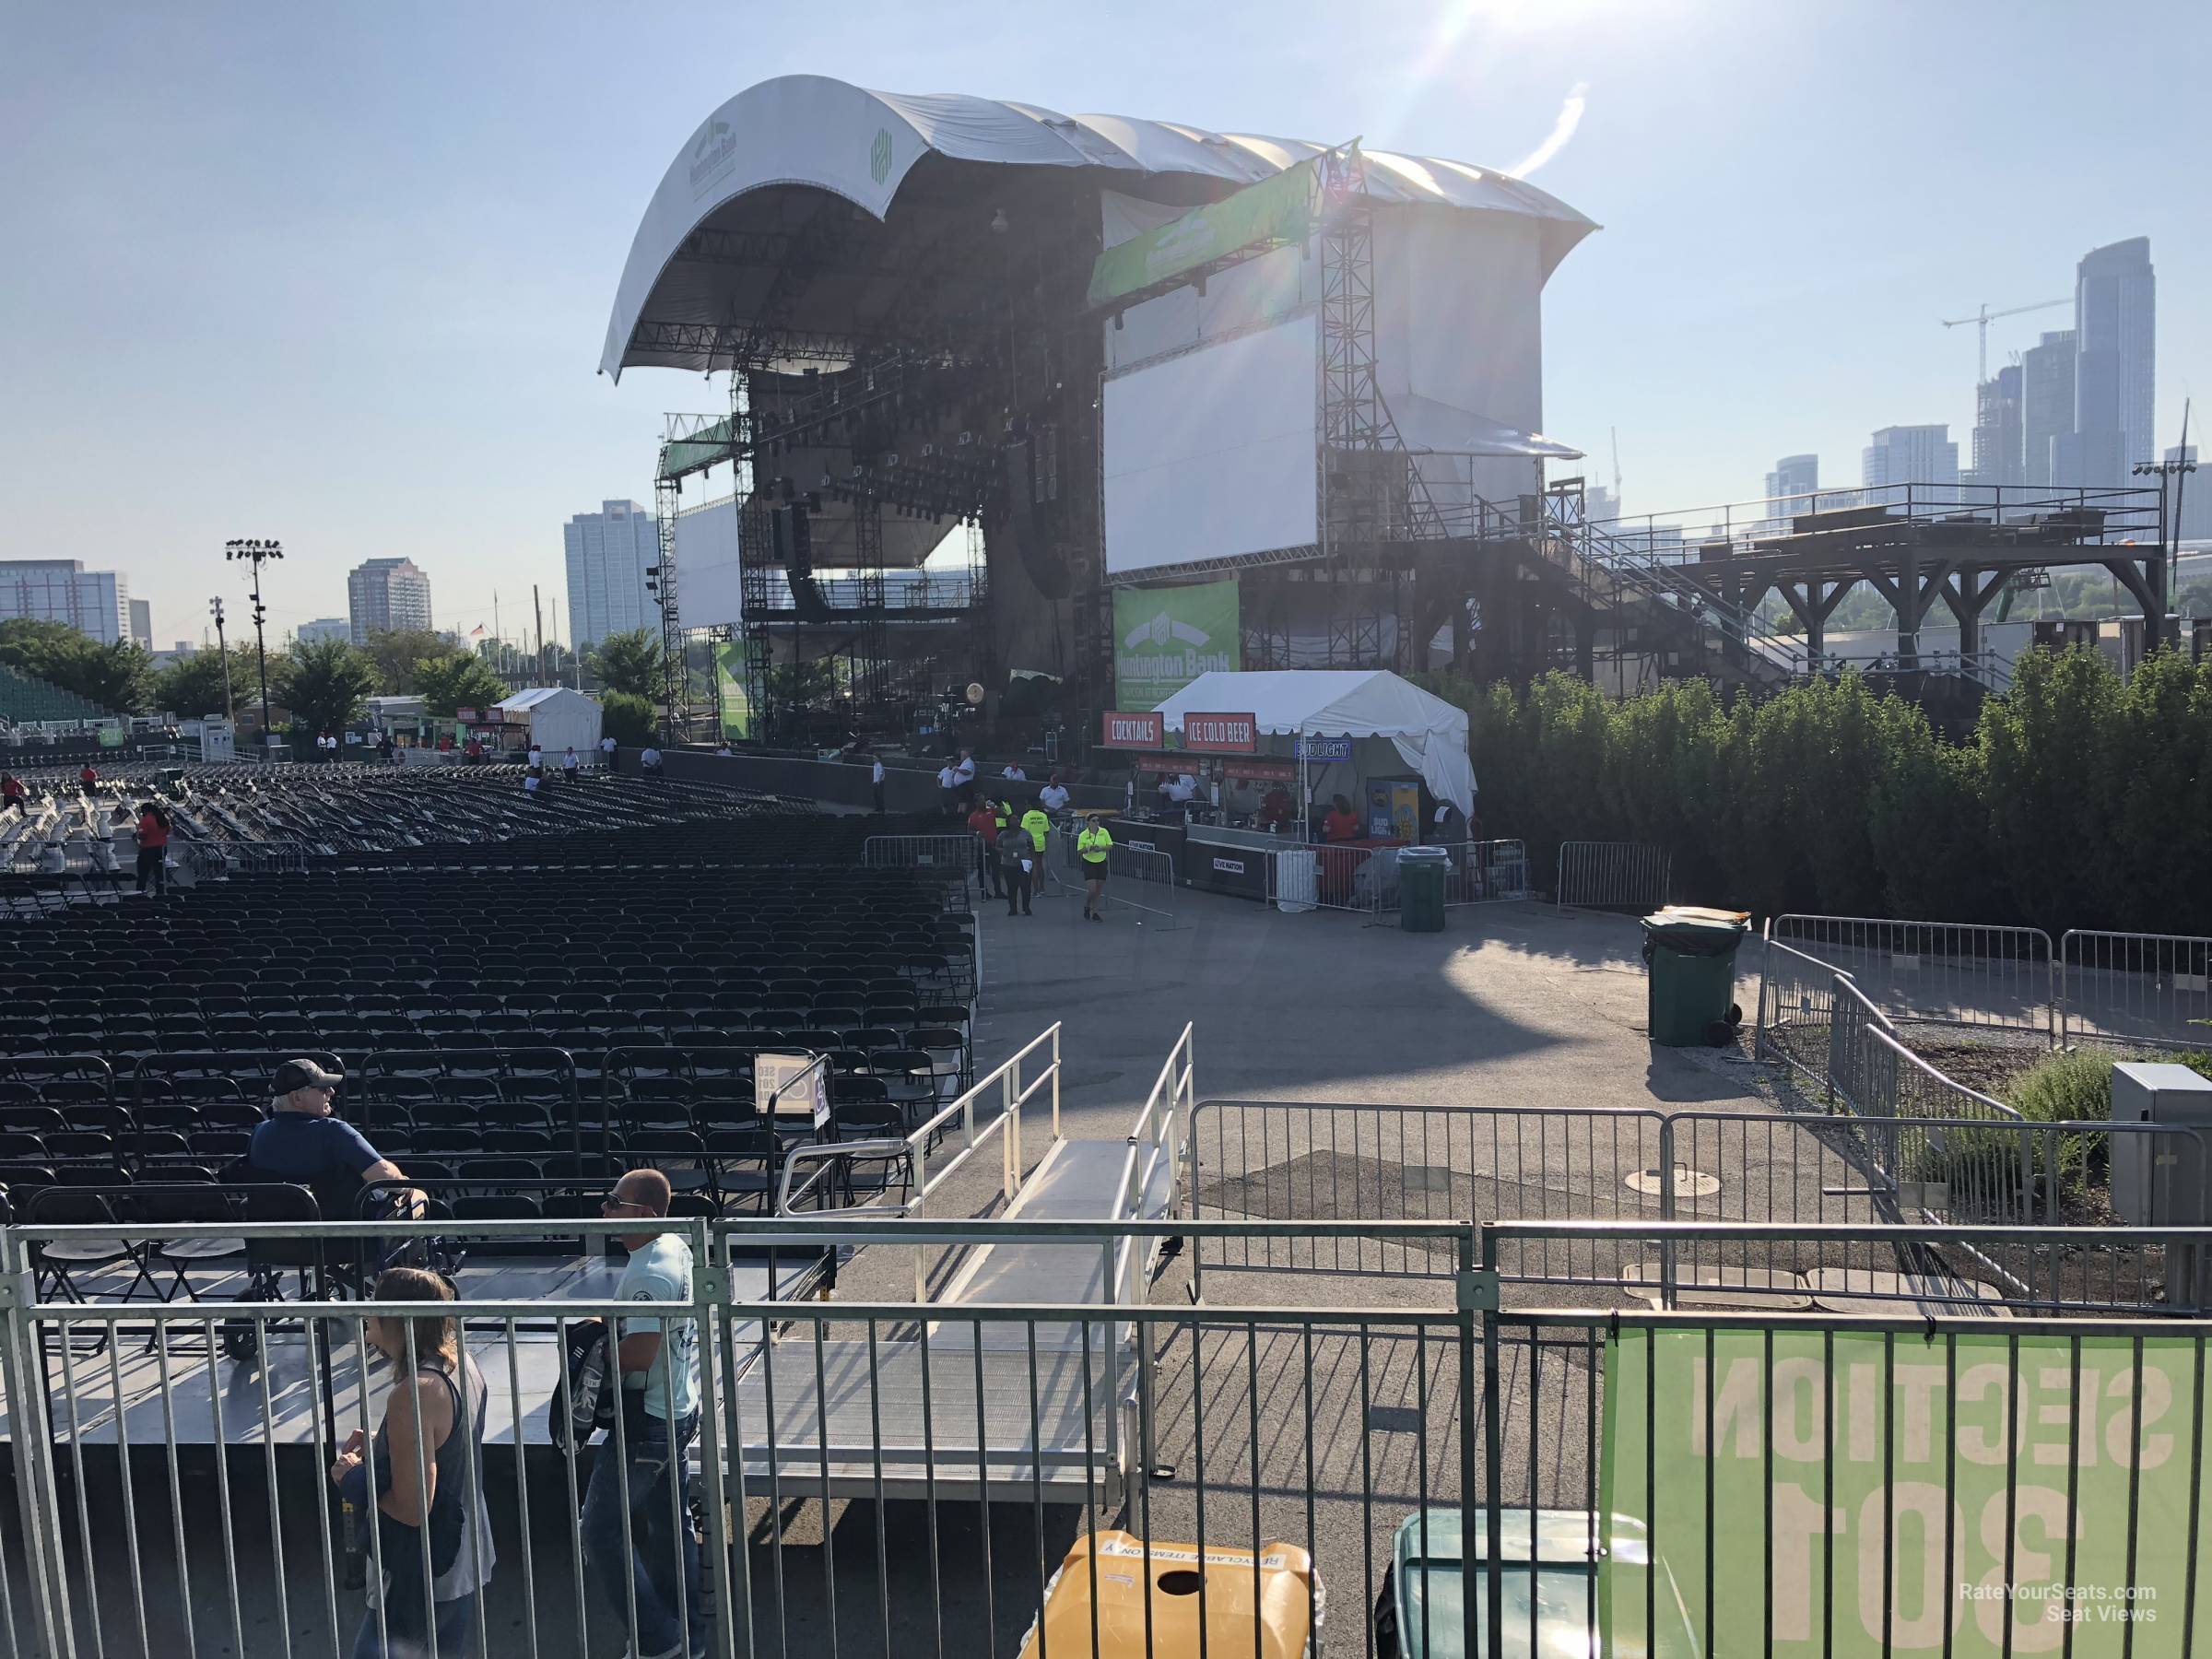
[724,1025,1193,1502]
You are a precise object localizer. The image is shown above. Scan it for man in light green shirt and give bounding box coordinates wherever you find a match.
[582,1169,703,1658]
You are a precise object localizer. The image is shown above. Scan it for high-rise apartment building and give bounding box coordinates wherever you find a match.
[128,598,152,650]
[1862,426,1959,490]
[2020,330,2077,488]
[1765,453,1818,502]
[2072,236,2155,484]
[347,558,433,643]
[294,618,350,647]
[563,500,658,650]
[0,560,131,644]
[1968,365,2026,488]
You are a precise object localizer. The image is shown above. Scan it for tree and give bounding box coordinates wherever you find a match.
[590,629,671,700]
[0,618,151,713]
[277,637,378,735]
[363,628,463,695]
[599,690,658,746]
[412,653,511,718]
[151,645,261,721]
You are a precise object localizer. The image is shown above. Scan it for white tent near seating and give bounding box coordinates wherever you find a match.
[1151,669,1477,818]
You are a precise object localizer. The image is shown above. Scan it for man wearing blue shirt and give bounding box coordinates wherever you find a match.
[247,1059,407,1220]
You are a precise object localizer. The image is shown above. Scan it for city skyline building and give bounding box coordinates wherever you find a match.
[1862,424,1959,490]
[346,557,433,643]
[128,597,152,650]
[1765,453,1819,502]
[2071,235,2155,484]
[0,559,131,644]
[2020,329,2077,488]
[293,618,350,647]
[1969,364,2026,488]
[562,499,657,650]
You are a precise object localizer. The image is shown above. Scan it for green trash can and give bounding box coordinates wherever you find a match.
[1398,846,1448,933]
[1640,905,1750,1046]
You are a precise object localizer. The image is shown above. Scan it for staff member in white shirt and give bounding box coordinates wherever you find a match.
[599,732,618,772]
[936,759,959,814]
[1001,761,1026,782]
[1038,774,1071,815]
[871,755,887,813]
[953,749,977,790]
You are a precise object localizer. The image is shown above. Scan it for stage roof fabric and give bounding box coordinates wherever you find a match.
[603,75,1597,381]
[1152,669,1478,817]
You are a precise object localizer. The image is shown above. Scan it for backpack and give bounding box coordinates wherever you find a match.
[548,1318,615,1453]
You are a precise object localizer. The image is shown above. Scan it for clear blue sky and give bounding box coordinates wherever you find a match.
[4,1,2204,649]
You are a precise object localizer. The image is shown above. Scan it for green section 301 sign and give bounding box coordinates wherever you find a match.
[1600,1328,2211,1656]
[1112,579,1240,712]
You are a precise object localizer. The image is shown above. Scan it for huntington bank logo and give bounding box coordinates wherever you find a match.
[688,119,737,196]
[1118,610,1232,686]
[869,128,893,186]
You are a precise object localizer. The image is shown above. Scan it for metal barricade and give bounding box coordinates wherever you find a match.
[1047,827,1181,928]
[1554,839,1672,911]
[1772,912,2056,1036]
[2059,927,2212,1050]
[860,832,982,914]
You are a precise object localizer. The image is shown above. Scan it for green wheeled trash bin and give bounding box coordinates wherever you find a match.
[1640,905,1751,1046]
[1398,846,1448,933]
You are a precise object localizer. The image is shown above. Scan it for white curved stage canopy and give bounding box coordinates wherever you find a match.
[601,74,1596,382]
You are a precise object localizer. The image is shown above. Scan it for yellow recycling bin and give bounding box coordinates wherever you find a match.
[1018,1531,1323,1659]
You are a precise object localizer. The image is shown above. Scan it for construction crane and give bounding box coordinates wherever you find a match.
[1941,298,2069,384]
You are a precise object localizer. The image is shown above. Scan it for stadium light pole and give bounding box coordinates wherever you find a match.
[207,598,236,724]
[224,539,283,754]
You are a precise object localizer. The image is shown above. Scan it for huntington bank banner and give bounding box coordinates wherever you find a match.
[1112,580,1240,712]
[1598,1327,2211,1656]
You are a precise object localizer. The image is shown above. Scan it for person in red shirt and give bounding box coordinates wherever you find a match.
[78,762,97,793]
[965,798,1004,900]
[1322,794,1361,842]
[0,772,24,816]
[134,801,171,897]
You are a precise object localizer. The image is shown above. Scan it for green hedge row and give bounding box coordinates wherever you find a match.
[1416,647,2212,935]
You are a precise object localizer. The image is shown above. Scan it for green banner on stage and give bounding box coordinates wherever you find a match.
[1597,1326,2212,1656]
[1112,580,1240,712]
[712,641,750,739]
[1086,160,1318,311]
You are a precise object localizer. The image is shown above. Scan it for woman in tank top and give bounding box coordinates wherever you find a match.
[330,1266,497,1658]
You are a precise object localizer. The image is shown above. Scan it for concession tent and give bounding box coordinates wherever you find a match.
[1151,670,1477,818]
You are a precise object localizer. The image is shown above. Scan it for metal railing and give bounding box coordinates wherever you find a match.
[1554,839,1672,911]
[776,1023,1062,1228]
[3,1212,2207,1659]
[1185,1098,2206,1310]
[859,831,982,916]
[1772,912,2057,1036]
[2060,928,2212,1050]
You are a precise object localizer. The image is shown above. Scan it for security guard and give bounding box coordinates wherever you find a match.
[999,808,1036,916]
[1019,805,1052,862]
[1077,814,1114,922]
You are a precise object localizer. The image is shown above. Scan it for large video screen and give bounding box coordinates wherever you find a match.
[673,496,744,630]
[1102,314,1318,576]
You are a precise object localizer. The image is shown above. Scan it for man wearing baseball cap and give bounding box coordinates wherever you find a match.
[248,1059,409,1220]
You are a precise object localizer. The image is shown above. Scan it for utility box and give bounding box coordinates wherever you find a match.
[2110,1062,2212,1308]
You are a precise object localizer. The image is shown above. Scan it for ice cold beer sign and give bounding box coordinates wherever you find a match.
[1599,1329,2208,1655]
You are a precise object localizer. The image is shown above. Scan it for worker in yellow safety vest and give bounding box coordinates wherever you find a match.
[1019,806,1051,858]
[1077,816,1114,922]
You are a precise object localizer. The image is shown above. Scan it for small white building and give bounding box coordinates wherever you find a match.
[494,687,604,759]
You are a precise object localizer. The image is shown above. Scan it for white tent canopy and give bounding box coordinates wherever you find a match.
[1152,670,1477,818]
